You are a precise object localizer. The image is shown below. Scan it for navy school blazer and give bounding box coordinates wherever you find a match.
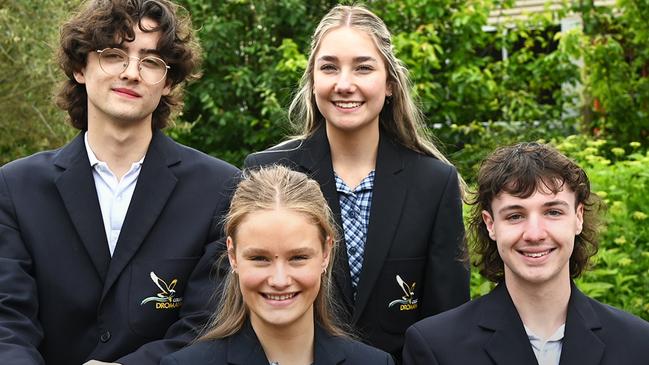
[244,125,470,359]
[0,131,240,364]
[403,282,649,365]
[161,321,395,365]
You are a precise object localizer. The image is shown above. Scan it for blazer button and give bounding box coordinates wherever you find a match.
[100,330,111,343]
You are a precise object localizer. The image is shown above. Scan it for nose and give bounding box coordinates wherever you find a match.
[268,262,291,288]
[334,70,355,94]
[522,214,548,242]
[119,56,142,81]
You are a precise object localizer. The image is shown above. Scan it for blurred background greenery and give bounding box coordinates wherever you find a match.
[1,0,647,319]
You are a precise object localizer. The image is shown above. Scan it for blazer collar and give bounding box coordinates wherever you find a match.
[479,282,605,365]
[478,283,539,365]
[290,125,410,320]
[558,282,604,365]
[54,132,111,281]
[314,324,347,365]
[290,126,356,312]
[227,321,347,365]
[352,131,407,321]
[100,129,180,300]
[55,130,182,293]
[226,321,269,365]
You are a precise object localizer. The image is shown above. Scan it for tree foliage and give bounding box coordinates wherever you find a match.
[174,0,585,176]
[571,0,649,144]
[0,0,77,165]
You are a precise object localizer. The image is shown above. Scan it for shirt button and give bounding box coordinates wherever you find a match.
[100,330,111,343]
[350,247,357,254]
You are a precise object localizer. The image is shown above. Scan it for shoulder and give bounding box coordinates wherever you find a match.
[157,136,240,191]
[383,137,457,182]
[1,147,63,187]
[587,297,649,340]
[407,295,485,344]
[332,336,394,364]
[405,150,456,179]
[161,340,226,365]
[168,138,239,175]
[244,138,305,169]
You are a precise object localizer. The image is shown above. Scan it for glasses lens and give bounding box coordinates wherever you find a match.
[139,56,168,84]
[98,49,128,75]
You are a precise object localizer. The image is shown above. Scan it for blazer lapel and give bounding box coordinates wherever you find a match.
[54,133,110,281]
[480,284,539,365]
[314,325,345,365]
[101,131,179,300]
[227,322,272,365]
[558,284,604,365]
[292,127,355,312]
[352,133,407,322]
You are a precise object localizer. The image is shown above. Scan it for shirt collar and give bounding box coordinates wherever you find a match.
[84,131,145,168]
[524,323,565,342]
[334,170,376,194]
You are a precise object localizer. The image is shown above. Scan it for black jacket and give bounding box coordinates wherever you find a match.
[161,321,394,365]
[244,126,470,359]
[403,282,649,365]
[0,131,239,364]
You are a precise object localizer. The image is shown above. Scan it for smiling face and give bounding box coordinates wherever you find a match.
[481,186,584,290]
[73,17,171,129]
[227,208,331,332]
[313,26,391,136]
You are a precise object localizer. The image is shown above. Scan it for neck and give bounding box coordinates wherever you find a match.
[327,123,379,189]
[87,121,152,181]
[505,272,571,340]
[251,312,315,365]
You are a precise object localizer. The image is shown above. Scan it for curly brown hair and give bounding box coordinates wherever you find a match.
[468,142,602,283]
[55,0,201,130]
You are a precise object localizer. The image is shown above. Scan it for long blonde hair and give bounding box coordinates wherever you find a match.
[199,165,348,340]
[289,5,453,166]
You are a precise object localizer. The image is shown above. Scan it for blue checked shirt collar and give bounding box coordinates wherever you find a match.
[334,170,375,298]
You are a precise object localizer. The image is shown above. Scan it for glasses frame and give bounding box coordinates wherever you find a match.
[95,48,171,85]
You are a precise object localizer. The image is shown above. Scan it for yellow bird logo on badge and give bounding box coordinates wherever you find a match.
[388,274,418,311]
[140,271,183,310]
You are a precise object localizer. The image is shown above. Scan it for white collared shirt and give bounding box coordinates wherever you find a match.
[524,323,565,365]
[85,132,144,256]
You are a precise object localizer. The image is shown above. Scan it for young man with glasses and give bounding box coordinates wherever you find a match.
[0,1,239,364]
[402,143,649,365]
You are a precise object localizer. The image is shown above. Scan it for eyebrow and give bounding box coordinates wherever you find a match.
[109,44,161,57]
[286,247,318,256]
[316,55,378,63]
[497,200,570,215]
[240,246,318,256]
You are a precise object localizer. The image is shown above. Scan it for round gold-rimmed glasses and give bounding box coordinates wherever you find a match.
[96,48,170,85]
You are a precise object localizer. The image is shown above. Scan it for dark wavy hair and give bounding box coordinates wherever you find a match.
[56,0,201,130]
[468,142,602,282]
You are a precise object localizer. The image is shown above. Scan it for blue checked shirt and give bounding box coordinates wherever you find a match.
[335,170,375,297]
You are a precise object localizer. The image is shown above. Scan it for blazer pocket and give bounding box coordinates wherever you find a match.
[129,257,199,339]
[377,257,425,334]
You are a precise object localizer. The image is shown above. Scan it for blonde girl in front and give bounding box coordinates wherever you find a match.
[161,165,393,365]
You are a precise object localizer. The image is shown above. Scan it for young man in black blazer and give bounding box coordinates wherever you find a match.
[0,1,239,364]
[403,142,649,365]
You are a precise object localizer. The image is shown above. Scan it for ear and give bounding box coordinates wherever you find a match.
[226,236,237,270]
[161,80,172,96]
[322,236,333,271]
[575,203,584,235]
[482,210,497,241]
[73,68,86,84]
[386,81,393,97]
